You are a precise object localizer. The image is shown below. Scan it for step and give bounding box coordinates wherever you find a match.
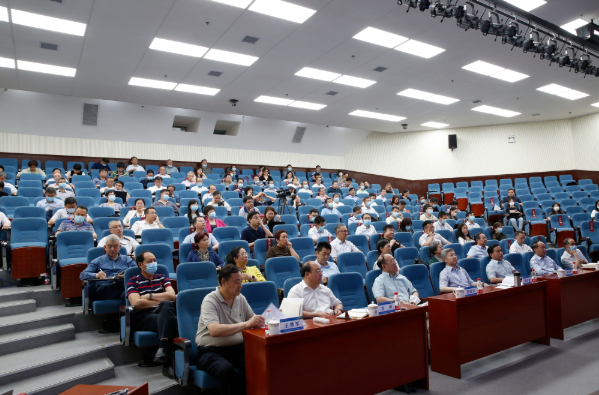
[0,284,63,307]
[0,358,115,395]
[0,299,36,318]
[0,330,117,386]
[0,305,78,337]
[98,362,177,394]
[0,288,34,304]
[0,323,75,356]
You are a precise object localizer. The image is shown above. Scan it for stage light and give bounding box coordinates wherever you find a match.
[479,11,506,37]
[455,2,480,31]
[522,30,542,53]
[419,0,431,12]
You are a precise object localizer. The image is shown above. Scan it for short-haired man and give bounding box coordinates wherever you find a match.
[288,261,343,318]
[49,197,92,226]
[486,244,516,283]
[56,206,97,238]
[80,234,136,302]
[0,172,17,195]
[127,251,177,377]
[240,211,273,249]
[304,208,319,225]
[321,198,341,217]
[331,193,344,209]
[386,206,403,225]
[139,170,154,189]
[419,220,450,247]
[191,179,208,195]
[308,216,332,243]
[202,185,217,204]
[439,249,485,292]
[381,224,404,253]
[361,196,378,216]
[500,189,522,209]
[131,207,165,236]
[126,157,144,173]
[238,196,259,217]
[98,220,139,255]
[200,159,213,174]
[348,206,363,225]
[345,187,360,204]
[165,184,180,206]
[93,168,109,188]
[330,224,361,261]
[530,242,560,275]
[100,176,116,195]
[17,160,46,178]
[509,231,532,254]
[356,213,376,241]
[157,166,171,179]
[211,191,231,214]
[152,189,179,214]
[434,211,452,231]
[467,233,489,259]
[315,242,338,285]
[111,162,130,179]
[91,158,111,172]
[327,181,341,195]
[373,254,419,304]
[165,159,178,174]
[56,177,75,200]
[36,187,65,218]
[465,212,481,230]
[377,189,388,201]
[183,216,219,250]
[148,176,167,195]
[561,238,587,270]
[196,264,263,394]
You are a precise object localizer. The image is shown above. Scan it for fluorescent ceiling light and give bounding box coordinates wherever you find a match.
[248,0,317,24]
[426,95,459,105]
[149,38,208,58]
[472,105,521,118]
[421,122,449,128]
[17,60,76,77]
[375,114,406,122]
[294,67,341,82]
[462,60,505,76]
[592,102,599,108]
[11,9,86,36]
[353,27,409,48]
[490,69,529,83]
[333,75,376,88]
[288,101,326,110]
[397,88,458,105]
[503,0,546,12]
[349,110,379,118]
[128,77,176,90]
[0,6,8,22]
[254,95,294,106]
[395,40,445,58]
[204,49,258,66]
[174,84,220,96]
[0,57,15,69]
[349,110,405,122]
[560,18,587,35]
[536,84,588,100]
[209,0,254,9]
[555,90,589,100]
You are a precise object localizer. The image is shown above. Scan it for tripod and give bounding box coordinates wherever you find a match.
[277,194,292,216]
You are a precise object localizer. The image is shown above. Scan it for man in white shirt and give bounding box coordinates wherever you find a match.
[486,244,516,283]
[465,212,480,230]
[361,197,378,216]
[467,233,489,259]
[288,261,343,318]
[56,177,75,201]
[191,181,208,195]
[183,216,219,250]
[356,213,377,241]
[48,197,93,226]
[434,211,453,231]
[509,231,533,254]
[561,238,588,270]
[0,172,17,195]
[331,193,344,209]
[100,177,116,195]
[330,224,361,261]
[0,209,11,230]
[36,187,65,216]
[312,177,324,189]
[131,207,165,235]
[157,166,171,179]
[148,176,167,196]
[238,196,259,218]
[315,242,339,285]
[202,185,216,204]
[125,157,144,173]
[376,189,387,201]
[97,220,139,255]
[530,241,560,275]
[308,216,332,243]
[419,220,450,247]
[348,207,363,226]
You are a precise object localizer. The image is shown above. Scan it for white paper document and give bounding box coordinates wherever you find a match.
[280,298,303,319]
[501,276,515,287]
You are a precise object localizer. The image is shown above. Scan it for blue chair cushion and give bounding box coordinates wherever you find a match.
[11,242,47,249]
[190,366,218,389]
[59,258,87,267]
[134,331,160,347]
[170,273,177,281]
[92,300,122,315]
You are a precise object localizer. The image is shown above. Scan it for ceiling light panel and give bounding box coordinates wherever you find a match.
[203,49,258,66]
[17,60,76,77]
[288,101,326,110]
[0,6,8,22]
[490,69,529,83]
[353,27,409,48]
[422,122,449,128]
[472,105,521,118]
[425,95,459,105]
[11,9,86,36]
[294,67,341,82]
[555,90,589,100]
[395,40,445,58]
[349,110,405,122]
[397,89,458,105]
[209,0,254,9]
[349,110,379,118]
[149,38,208,58]
[560,18,587,35]
[254,95,294,106]
[333,75,376,88]
[592,102,599,108]
[248,0,317,24]
[462,61,529,83]
[375,114,406,122]
[536,84,589,100]
[0,57,15,69]
[174,84,220,96]
[537,83,568,94]
[503,0,546,12]
[128,77,176,90]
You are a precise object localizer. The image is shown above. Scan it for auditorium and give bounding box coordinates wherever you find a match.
[1,0,599,394]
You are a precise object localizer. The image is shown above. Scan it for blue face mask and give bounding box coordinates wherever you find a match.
[144,262,158,274]
[46,197,55,202]
[392,212,400,218]
[360,186,365,190]
[364,220,372,226]
[570,245,577,250]
[74,215,85,224]
[66,208,75,214]
[190,205,199,212]
[405,226,411,230]
[440,219,446,224]
[288,167,292,171]
[202,164,207,168]
[310,216,315,222]
[328,203,334,208]
[366,201,371,207]
[420,199,425,204]
[334,197,339,202]
[355,214,362,219]
[433,204,438,208]
[59,183,67,189]
[269,184,274,188]
[469,215,475,221]
[197,183,202,187]
[209,212,216,219]
[496,228,503,233]
[108,195,116,201]
[147,176,154,180]
[318,226,325,232]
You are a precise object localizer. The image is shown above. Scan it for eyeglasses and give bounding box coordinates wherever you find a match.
[239,253,248,257]
[311,269,323,274]
[110,225,123,229]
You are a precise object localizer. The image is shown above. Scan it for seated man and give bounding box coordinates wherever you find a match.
[140,170,155,189]
[17,160,46,178]
[131,207,165,236]
[429,197,441,212]
[56,205,97,238]
[91,158,111,172]
[486,244,516,283]
[288,261,344,318]
[254,192,276,207]
[126,157,144,173]
[156,166,171,179]
[561,238,588,270]
[80,235,136,302]
[509,231,532,254]
[200,159,213,174]
[315,241,338,285]
[397,200,410,214]
[500,189,522,210]
[465,212,480,230]
[434,211,453,231]
[148,176,167,196]
[419,204,437,221]
[127,251,178,377]
[361,197,378,217]
[304,208,319,225]
[93,168,109,188]
[373,254,419,304]
[45,168,64,187]
[202,185,217,204]
[196,264,264,395]
[345,187,360,204]
[330,224,361,261]
[0,172,17,195]
[321,198,341,217]
[100,176,116,195]
[347,206,363,225]
[111,162,130,180]
[530,241,560,275]
[264,181,277,193]
[356,213,376,241]
[37,187,65,219]
[191,180,208,195]
[165,159,178,175]
[381,224,404,253]
[312,176,325,189]
[386,206,404,225]
[66,163,87,180]
[439,249,485,292]
[183,216,219,251]
[327,181,342,195]
[56,177,75,200]
[466,233,489,259]
[240,211,273,249]
[211,191,231,214]
[49,197,93,226]
[357,184,369,196]
[98,220,139,255]
[114,181,131,200]
[308,216,332,243]
[376,189,387,201]
[238,196,260,217]
[419,220,450,247]
[152,189,179,214]
[331,193,344,209]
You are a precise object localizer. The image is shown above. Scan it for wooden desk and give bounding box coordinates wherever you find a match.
[59,383,148,395]
[243,304,429,395]
[428,282,550,379]
[543,269,599,339]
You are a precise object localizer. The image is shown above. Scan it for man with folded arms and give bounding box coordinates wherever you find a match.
[530,242,560,275]
[439,249,484,293]
[98,220,139,256]
[288,261,343,318]
[373,254,419,305]
[561,238,588,270]
[486,245,516,283]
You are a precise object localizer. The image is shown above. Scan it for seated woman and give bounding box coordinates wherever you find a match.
[99,190,123,212]
[491,222,507,241]
[456,223,473,245]
[195,167,208,181]
[186,232,225,269]
[389,195,401,207]
[506,198,525,231]
[357,183,369,196]
[399,218,413,234]
[262,207,282,233]
[244,186,258,199]
[428,241,443,264]
[283,171,294,186]
[183,199,202,225]
[315,187,329,203]
[123,198,145,228]
[265,230,300,261]
[226,247,265,283]
[259,168,273,183]
[203,205,226,233]
[377,239,391,257]
[291,194,305,209]
[449,207,460,222]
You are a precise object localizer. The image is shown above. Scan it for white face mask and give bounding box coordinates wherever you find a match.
[553,207,560,212]
[509,202,515,206]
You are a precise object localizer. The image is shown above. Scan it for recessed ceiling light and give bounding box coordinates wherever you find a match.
[349,110,405,122]
[242,36,259,44]
[349,110,379,118]
[490,69,529,83]
[353,27,409,48]
[462,60,505,76]
[11,9,86,36]
[472,105,521,118]
[174,84,220,96]
[0,6,8,22]
[128,77,176,90]
[395,39,445,58]
[375,114,406,122]
[592,102,599,108]
[254,95,294,106]
[333,75,376,88]
[537,83,568,95]
[204,49,258,66]
[209,0,254,9]
[288,101,326,110]
[295,67,341,82]
[149,38,208,58]
[555,89,589,100]
[0,57,15,69]
[421,121,449,128]
[560,18,587,35]
[503,0,546,12]
[17,60,76,77]
[208,71,222,77]
[425,95,459,105]
[536,84,589,100]
[397,88,458,104]
[248,0,317,24]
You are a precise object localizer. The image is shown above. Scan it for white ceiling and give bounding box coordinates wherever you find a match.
[0,0,599,133]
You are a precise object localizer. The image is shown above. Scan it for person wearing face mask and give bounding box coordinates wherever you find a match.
[131,207,165,236]
[300,182,313,196]
[399,218,413,234]
[250,176,264,188]
[311,165,322,182]
[505,198,524,231]
[331,193,344,209]
[56,206,97,238]
[336,171,345,184]
[547,203,566,221]
[56,177,75,200]
[151,189,179,214]
[127,251,178,378]
[100,190,123,212]
[418,196,427,206]
[45,168,64,187]
[419,221,450,247]
[361,197,378,217]
[264,181,277,193]
[36,187,65,219]
[386,206,403,225]
[465,211,481,230]
[491,222,507,241]
[230,178,246,195]
[434,211,452,231]
[183,199,202,223]
[203,205,226,233]
[304,208,320,225]
[449,207,460,222]
[357,183,369,196]
[321,198,342,218]
[140,170,155,189]
[183,216,219,250]
[199,159,213,174]
[345,187,360,204]
[500,189,522,210]
[165,185,180,207]
[191,179,208,195]
[308,216,332,243]
[419,204,437,221]
[356,213,377,241]
[123,198,146,228]
[49,197,93,226]
[164,159,178,175]
[456,223,473,245]
[348,206,363,226]
[561,238,588,270]
[429,198,441,212]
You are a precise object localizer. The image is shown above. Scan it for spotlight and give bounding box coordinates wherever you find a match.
[479,11,506,37]
[398,0,420,13]
[430,0,456,20]
[456,2,479,31]
[419,0,431,12]
[501,22,524,48]
[540,37,557,57]
[557,46,574,68]
[522,30,543,53]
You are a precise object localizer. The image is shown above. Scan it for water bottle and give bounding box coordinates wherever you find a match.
[394,292,401,311]
[263,309,272,333]
[531,269,537,283]
[44,273,50,285]
[476,278,483,294]
[573,264,579,275]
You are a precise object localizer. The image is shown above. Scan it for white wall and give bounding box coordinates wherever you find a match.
[0,90,373,168]
[571,112,599,172]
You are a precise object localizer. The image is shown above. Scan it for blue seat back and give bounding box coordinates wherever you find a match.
[10,218,48,245]
[457,258,484,283]
[218,240,250,261]
[504,253,529,275]
[328,272,368,310]
[241,281,280,314]
[272,224,299,239]
[365,269,382,303]
[176,262,218,291]
[336,252,368,278]
[56,231,94,261]
[443,243,464,260]
[135,243,175,274]
[394,247,419,268]
[77,188,101,205]
[429,262,445,295]
[13,206,46,219]
[212,227,241,243]
[265,257,301,288]
[141,228,174,246]
[289,237,315,262]
[400,264,434,298]
[346,234,369,255]
[283,277,302,297]
[176,287,214,364]
[88,206,115,220]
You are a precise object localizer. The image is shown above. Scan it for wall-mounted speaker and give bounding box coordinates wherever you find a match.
[448,134,457,150]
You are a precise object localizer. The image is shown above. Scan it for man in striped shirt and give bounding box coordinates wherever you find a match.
[127,251,177,378]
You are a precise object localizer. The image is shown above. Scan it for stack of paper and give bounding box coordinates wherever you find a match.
[337,309,368,319]
[582,263,597,270]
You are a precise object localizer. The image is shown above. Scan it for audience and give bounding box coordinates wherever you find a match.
[465,212,480,230]
[561,238,587,269]
[314,242,338,285]
[490,222,507,241]
[186,232,225,268]
[183,199,202,224]
[381,224,404,253]
[361,196,378,217]
[37,187,65,214]
[434,211,452,231]
[456,223,473,245]
[265,230,300,260]
[505,198,524,231]
[49,197,92,226]
[203,205,226,233]
[17,160,46,178]
[56,178,75,200]
[419,205,437,221]
[151,189,179,214]
[330,224,361,261]
[66,163,87,179]
[467,233,489,259]
[148,176,167,196]
[126,156,144,173]
[399,218,413,234]
[486,244,516,283]
[321,198,341,217]
[98,220,139,255]
[288,261,344,318]
[226,247,265,283]
[140,170,155,189]
[530,241,560,275]
[439,249,485,292]
[347,206,363,225]
[124,198,146,228]
[509,231,532,254]
[419,220,450,247]
[356,213,376,240]
[0,172,17,195]
[93,169,109,188]
[386,206,404,225]
[500,189,522,209]
[131,207,164,235]
[183,217,219,251]
[241,212,273,249]
[111,162,129,179]
[56,206,97,238]
[200,159,213,174]
[91,158,111,172]
[308,216,332,243]
[428,241,443,264]
[100,190,123,213]
[373,254,419,304]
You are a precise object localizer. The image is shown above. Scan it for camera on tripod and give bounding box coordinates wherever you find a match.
[276,188,291,199]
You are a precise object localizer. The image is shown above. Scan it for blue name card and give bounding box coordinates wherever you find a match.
[280,317,303,334]
[464,286,477,297]
[565,269,573,277]
[522,276,532,285]
[377,301,395,315]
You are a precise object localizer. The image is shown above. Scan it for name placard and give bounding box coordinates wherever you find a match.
[280,317,303,334]
[521,276,532,285]
[565,269,573,277]
[464,286,477,297]
[377,301,395,315]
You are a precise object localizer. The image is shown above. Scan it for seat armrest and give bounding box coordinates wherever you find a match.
[173,337,191,386]
[120,305,134,346]
[0,237,8,271]
[51,259,59,289]
[82,280,90,314]
[173,249,179,257]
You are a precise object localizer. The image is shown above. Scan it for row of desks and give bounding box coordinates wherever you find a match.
[242,269,599,394]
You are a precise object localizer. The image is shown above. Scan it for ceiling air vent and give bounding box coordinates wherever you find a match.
[531,113,541,116]
[292,126,306,144]
[40,42,58,51]
[208,71,222,77]
[213,130,227,135]
[242,36,259,44]
[326,91,338,96]
[49,0,64,3]
[82,104,98,126]
[472,99,483,103]
[373,66,387,72]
